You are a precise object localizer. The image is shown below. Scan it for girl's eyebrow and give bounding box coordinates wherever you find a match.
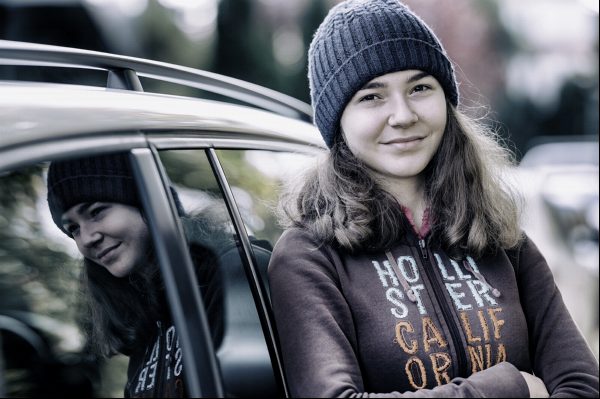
[359,81,386,91]
[61,202,93,225]
[406,71,431,83]
[358,72,432,91]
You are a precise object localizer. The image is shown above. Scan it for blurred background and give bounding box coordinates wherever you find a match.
[1,0,598,366]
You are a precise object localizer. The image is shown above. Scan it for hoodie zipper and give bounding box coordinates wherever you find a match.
[417,238,468,377]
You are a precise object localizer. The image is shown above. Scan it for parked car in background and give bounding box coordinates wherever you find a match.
[515,138,599,359]
[0,39,324,398]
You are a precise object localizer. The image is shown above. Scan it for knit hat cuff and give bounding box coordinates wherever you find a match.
[313,38,458,148]
[48,174,138,234]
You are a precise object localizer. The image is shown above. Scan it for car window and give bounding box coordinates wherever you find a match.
[215,149,317,248]
[0,149,228,398]
[0,157,140,397]
[158,149,281,397]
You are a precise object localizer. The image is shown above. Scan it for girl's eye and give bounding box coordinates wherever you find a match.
[65,224,80,236]
[358,93,380,102]
[90,205,107,218]
[411,84,431,94]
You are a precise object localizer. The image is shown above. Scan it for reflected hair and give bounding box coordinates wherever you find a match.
[278,104,523,257]
[79,235,162,357]
[79,207,230,357]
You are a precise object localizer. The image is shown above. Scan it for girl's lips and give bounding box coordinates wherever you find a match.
[382,136,425,149]
[382,136,424,145]
[97,243,120,261]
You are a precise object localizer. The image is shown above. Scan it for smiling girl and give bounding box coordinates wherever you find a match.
[267,0,599,397]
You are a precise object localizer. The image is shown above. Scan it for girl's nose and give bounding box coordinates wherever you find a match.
[387,97,418,127]
[80,224,103,248]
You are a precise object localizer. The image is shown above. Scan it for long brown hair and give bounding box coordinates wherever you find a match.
[278,104,523,257]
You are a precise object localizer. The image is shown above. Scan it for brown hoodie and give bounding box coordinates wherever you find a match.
[268,228,599,397]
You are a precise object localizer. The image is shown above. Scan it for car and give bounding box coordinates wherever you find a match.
[514,138,599,359]
[0,39,325,397]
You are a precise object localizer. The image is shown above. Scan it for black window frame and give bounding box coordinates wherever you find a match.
[130,146,223,398]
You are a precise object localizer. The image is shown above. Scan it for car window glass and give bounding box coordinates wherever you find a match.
[216,149,317,248]
[158,149,280,398]
[0,158,139,397]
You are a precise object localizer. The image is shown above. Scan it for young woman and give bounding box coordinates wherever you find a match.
[46,152,226,398]
[268,0,599,397]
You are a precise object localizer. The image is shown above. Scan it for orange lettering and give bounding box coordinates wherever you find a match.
[422,317,447,352]
[496,343,506,364]
[468,345,485,373]
[460,312,481,343]
[395,321,418,354]
[477,310,490,342]
[430,352,451,386]
[487,308,505,339]
[405,357,427,389]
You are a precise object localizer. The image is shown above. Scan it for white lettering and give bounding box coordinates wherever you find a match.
[387,287,408,319]
[434,253,455,281]
[411,284,428,315]
[450,259,471,280]
[135,367,148,394]
[446,283,472,311]
[166,326,176,351]
[372,260,399,287]
[398,256,420,283]
[146,362,157,390]
[147,338,160,365]
[174,348,183,376]
[466,280,498,307]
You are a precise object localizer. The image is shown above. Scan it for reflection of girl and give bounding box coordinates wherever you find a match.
[268,0,599,397]
[47,153,224,398]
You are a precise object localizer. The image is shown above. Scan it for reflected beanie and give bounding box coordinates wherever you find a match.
[47,153,140,235]
[308,0,459,148]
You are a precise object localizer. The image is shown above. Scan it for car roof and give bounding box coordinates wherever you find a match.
[0,81,325,150]
[0,40,326,166]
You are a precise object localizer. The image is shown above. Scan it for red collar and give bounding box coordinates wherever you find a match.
[401,206,431,239]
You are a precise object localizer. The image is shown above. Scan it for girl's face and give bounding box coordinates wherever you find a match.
[340,69,447,185]
[61,202,150,278]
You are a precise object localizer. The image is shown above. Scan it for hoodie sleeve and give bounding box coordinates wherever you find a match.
[514,235,599,397]
[268,229,529,398]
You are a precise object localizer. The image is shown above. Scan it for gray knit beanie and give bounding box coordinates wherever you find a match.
[47,153,140,235]
[47,152,186,236]
[308,0,459,148]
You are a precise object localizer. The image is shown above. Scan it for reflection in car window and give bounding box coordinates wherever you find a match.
[0,161,127,397]
[45,152,202,397]
[1,151,230,398]
[159,149,281,397]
